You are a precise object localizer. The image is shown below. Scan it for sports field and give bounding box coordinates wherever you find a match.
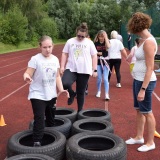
[0,44,160,160]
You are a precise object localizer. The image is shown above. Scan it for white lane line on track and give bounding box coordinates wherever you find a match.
[0,83,28,102]
[0,68,26,80]
[1,53,31,62]
[153,91,160,101]
[0,59,27,68]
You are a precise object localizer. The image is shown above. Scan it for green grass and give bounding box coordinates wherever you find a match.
[0,39,66,54]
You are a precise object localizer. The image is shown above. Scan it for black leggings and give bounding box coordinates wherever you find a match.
[108,59,121,83]
[62,69,90,111]
[30,98,57,143]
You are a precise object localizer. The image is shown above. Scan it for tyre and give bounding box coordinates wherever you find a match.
[66,132,127,160]
[55,107,77,123]
[78,109,111,121]
[7,129,66,160]
[72,118,114,135]
[6,154,55,160]
[29,116,72,138]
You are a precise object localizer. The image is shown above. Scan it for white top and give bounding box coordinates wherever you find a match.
[132,37,157,81]
[117,34,123,42]
[62,37,97,75]
[108,39,124,59]
[28,53,60,100]
[127,46,137,64]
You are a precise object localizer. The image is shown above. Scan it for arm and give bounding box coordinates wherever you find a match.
[60,52,68,74]
[56,68,69,97]
[103,32,110,49]
[92,54,98,77]
[120,48,128,59]
[138,40,156,101]
[23,67,35,84]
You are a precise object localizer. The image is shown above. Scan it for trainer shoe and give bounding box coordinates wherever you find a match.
[105,93,110,100]
[137,143,155,152]
[33,142,41,147]
[85,90,88,95]
[116,83,121,88]
[155,69,160,73]
[96,91,101,98]
[68,92,76,105]
[125,138,144,145]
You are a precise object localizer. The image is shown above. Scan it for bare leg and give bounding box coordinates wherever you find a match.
[145,113,155,146]
[134,110,145,140]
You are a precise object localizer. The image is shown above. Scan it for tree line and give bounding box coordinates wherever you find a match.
[0,0,159,46]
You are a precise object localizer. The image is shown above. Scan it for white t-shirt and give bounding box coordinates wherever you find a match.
[108,39,124,59]
[62,37,97,75]
[132,37,157,81]
[28,53,60,100]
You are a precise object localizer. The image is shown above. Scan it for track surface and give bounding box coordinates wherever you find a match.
[0,45,160,160]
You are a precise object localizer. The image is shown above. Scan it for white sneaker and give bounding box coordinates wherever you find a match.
[96,91,101,98]
[137,143,155,152]
[116,83,121,88]
[125,138,144,145]
[105,93,110,100]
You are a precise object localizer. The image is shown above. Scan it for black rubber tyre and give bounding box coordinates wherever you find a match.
[78,109,111,121]
[66,132,127,160]
[6,154,55,160]
[55,107,77,123]
[29,116,72,138]
[7,129,66,160]
[71,118,114,135]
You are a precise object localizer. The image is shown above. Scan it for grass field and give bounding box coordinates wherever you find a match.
[0,38,159,54]
[0,39,66,54]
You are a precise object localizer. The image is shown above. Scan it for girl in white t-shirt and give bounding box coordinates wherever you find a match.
[23,35,69,147]
[60,23,98,112]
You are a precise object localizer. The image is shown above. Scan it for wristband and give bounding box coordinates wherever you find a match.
[141,87,146,91]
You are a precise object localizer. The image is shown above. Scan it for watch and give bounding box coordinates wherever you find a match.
[141,87,146,91]
[94,70,97,72]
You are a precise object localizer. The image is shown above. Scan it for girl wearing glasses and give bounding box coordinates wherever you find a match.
[60,22,98,112]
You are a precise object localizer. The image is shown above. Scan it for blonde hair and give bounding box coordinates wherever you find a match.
[39,35,53,46]
[111,30,118,39]
[94,30,105,42]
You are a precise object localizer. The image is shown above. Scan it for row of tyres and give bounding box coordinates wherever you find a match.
[6,108,127,160]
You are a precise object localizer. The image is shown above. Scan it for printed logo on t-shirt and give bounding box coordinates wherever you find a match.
[71,44,87,60]
[42,63,56,87]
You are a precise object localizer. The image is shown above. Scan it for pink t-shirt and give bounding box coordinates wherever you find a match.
[62,37,97,75]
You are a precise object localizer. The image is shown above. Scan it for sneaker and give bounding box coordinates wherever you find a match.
[116,83,121,88]
[154,69,160,73]
[68,92,76,105]
[125,138,144,145]
[85,90,88,95]
[105,93,110,100]
[137,143,155,152]
[96,91,101,98]
[33,142,41,147]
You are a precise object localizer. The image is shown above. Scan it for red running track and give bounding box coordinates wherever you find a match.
[0,44,160,160]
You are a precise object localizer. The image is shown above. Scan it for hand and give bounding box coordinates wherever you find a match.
[92,72,97,78]
[137,90,145,101]
[60,67,65,75]
[57,90,69,98]
[23,73,33,84]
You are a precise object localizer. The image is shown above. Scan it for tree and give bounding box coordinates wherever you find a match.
[0,5,28,45]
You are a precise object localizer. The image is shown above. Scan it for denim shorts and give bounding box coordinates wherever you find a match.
[133,79,156,113]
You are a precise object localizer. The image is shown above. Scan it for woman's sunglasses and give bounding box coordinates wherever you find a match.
[77,35,85,39]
